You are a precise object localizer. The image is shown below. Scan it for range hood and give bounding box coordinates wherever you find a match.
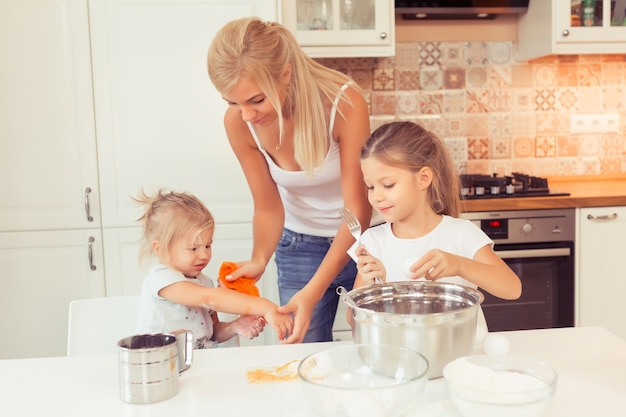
[396,1,530,20]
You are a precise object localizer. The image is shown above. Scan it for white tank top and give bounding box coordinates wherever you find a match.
[247,83,350,237]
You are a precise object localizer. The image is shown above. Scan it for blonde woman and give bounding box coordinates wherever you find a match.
[207,17,371,343]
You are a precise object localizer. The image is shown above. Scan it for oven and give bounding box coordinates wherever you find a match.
[460,208,575,332]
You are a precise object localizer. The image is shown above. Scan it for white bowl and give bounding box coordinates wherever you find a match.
[298,344,429,417]
[443,355,557,417]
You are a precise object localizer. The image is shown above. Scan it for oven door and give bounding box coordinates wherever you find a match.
[481,241,574,332]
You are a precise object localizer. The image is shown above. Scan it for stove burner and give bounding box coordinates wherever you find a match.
[460,173,570,199]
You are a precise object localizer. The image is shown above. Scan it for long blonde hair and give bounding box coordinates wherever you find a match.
[207,17,357,173]
[361,121,460,217]
[134,190,214,268]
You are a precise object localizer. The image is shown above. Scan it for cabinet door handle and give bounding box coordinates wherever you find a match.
[562,29,570,37]
[586,213,618,221]
[379,32,387,39]
[88,236,97,271]
[84,187,94,222]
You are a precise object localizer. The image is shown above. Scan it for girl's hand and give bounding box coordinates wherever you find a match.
[277,289,315,344]
[230,315,266,340]
[355,244,386,284]
[408,249,458,281]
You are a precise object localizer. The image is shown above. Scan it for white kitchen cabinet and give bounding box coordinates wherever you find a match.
[577,206,626,341]
[0,0,106,360]
[282,0,395,57]
[518,0,626,61]
[0,0,101,232]
[0,229,105,359]
[89,0,277,227]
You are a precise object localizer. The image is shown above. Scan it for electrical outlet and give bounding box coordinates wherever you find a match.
[570,113,620,133]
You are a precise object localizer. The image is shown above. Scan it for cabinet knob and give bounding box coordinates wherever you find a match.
[562,29,570,37]
[379,32,387,40]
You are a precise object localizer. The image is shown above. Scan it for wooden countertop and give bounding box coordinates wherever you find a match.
[460,175,626,212]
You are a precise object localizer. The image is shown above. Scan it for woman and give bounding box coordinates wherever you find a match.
[207,17,371,343]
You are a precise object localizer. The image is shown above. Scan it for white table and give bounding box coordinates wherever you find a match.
[1,327,625,416]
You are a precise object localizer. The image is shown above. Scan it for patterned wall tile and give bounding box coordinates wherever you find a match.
[466,89,490,113]
[511,65,534,88]
[419,68,443,90]
[599,156,622,174]
[535,136,557,157]
[394,43,420,68]
[396,92,420,116]
[466,114,490,136]
[601,62,623,85]
[490,113,512,137]
[372,68,395,91]
[419,42,442,67]
[444,137,468,164]
[443,67,466,89]
[396,68,420,91]
[466,67,488,88]
[601,134,623,155]
[465,159,490,174]
[443,91,466,113]
[409,116,445,135]
[465,42,488,66]
[513,136,535,158]
[511,89,535,112]
[577,87,603,111]
[579,157,600,175]
[535,89,557,111]
[440,42,465,67]
[487,42,513,65]
[579,134,601,156]
[349,69,372,90]
[490,137,511,159]
[578,63,602,86]
[557,135,581,157]
[443,114,466,137]
[534,64,557,87]
[468,137,489,159]
[556,88,578,111]
[602,87,623,110]
[536,112,561,134]
[419,92,443,114]
[558,157,582,176]
[511,112,536,136]
[556,64,578,87]
[371,92,396,115]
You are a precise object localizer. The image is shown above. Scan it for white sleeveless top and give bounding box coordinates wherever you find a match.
[247,83,350,237]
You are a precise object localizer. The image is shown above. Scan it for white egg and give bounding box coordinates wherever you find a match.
[403,257,419,279]
[482,333,510,356]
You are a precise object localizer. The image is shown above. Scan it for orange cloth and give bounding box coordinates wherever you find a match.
[218,261,260,297]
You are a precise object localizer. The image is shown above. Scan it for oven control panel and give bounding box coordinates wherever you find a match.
[460,209,575,244]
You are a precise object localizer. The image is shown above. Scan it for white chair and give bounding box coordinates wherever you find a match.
[67,295,141,356]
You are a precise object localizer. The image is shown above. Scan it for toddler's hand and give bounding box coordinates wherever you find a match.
[231,315,266,339]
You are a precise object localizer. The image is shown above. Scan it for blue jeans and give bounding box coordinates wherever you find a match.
[275,228,357,342]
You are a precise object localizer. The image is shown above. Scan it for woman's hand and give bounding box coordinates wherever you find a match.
[355,244,386,284]
[221,259,265,282]
[277,290,315,344]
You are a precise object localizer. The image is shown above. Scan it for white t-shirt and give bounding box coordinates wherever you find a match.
[349,215,493,287]
[348,215,493,333]
[136,263,216,349]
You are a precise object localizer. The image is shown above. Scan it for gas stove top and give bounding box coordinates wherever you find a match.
[460,173,570,200]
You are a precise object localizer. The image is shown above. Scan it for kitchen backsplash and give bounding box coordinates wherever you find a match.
[316,41,626,177]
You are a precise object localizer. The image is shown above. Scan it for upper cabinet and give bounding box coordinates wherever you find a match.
[89,0,277,227]
[518,0,626,61]
[282,0,395,57]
